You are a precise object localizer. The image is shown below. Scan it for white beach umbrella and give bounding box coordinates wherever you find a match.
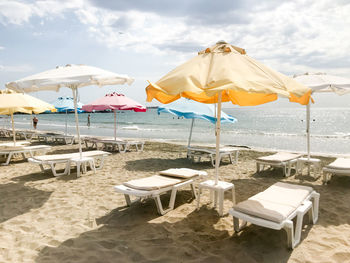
[293,72,350,167]
[6,64,134,158]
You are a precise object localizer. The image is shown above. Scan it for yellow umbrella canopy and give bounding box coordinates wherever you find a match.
[146,41,311,105]
[0,89,55,114]
[146,41,312,185]
[0,89,55,145]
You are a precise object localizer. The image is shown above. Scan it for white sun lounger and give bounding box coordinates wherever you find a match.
[322,158,350,184]
[99,139,144,153]
[187,146,240,166]
[83,137,144,153]
[0,145,52,165]
[28,150,110,177]
[229,182,320,249]
[51,135,75,145]
[114,168,207,215]
[256,152,302,177]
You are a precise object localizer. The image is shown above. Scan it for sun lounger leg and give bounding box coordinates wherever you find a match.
[196,188,202,210]
[139,143,144,151]
[190,183,197,199]
[233,217,247,232]
[2,153,13,166]
[218,189,224,216]
[284,220,294,249]
[310,192,320,223]
[154,195,169,215]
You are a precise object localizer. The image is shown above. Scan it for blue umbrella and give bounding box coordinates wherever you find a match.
[51,97,84,135]
[158,98,236,148]
[52,96,83,113]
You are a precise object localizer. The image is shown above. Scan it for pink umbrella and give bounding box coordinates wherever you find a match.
[82,92,146,140]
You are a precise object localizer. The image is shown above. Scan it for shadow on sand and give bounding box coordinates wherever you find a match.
[0,182,52,224]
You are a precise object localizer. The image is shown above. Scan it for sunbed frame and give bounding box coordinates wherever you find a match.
[229,186,320,249]
[0,145,51,165]
[115,179,197,215]
[187,147,239,166]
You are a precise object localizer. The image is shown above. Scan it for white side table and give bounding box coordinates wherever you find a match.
[297,157,321,177]
[196,180,235,216]
[69,157,96,177]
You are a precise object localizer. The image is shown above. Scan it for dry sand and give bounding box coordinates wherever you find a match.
[1,139,350,263]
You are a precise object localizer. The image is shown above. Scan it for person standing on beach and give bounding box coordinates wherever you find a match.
[33,116,38,129]
[87,114,91,127]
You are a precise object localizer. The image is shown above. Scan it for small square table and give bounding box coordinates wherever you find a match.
[297,157,321,177]
[196,180,235,216]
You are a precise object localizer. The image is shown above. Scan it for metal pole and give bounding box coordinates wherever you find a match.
[72,87,82,159]
[215,92,222,185]
[65,109,68,135]
[11,113,16,145]
[114,109,117,140]
[306,103,311,174]
[187,118,195,148]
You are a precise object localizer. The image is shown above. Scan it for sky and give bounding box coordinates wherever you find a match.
[0,0,349,108]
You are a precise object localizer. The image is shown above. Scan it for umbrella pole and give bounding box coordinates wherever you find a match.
[114,110,117,140]
[215,93,222,185]
[11,113,16,145]
[72,87,82,159]
[187,118,195,157]
[188,118,195,148]
[306,103,311,174]
[65,109,68,135]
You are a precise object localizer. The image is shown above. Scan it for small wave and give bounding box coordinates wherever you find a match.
[121,125,140,130]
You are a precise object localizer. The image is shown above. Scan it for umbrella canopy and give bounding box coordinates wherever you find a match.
[147,41,311,105]
[82,92,146,112]
[51,96,84,135]
[157,98,236,124]
[82,92,146,140]
[51,96,84,113]
[0,89,55,115]
[0,89,55,144]
[293,72,350,94]
[158,98,236,148]
[6,64,134,158]
[146,41,312,184]
[293,72,350,166]
[6,64,134,92]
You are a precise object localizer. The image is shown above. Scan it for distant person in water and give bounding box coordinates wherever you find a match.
[87,114,91,127]
[33,116,38,129]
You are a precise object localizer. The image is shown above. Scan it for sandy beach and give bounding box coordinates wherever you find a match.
[1,139,350,263]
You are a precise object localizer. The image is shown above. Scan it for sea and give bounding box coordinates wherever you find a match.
[2,107,350,155]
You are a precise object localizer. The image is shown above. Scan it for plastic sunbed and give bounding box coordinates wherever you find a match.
[256,152,302,177]
[0,145,52,165]
[98,139,144,153]
[114,168,207,215]
[83,137,144,153]
[51,135,75,145]
[28,150,110,176]
[322,157,350,184]
[229,182,320,249]
[187,146,240,166]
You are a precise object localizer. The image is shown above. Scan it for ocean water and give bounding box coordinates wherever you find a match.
[2,107,350,155]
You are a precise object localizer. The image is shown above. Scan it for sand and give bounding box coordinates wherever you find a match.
[1,139,350,263]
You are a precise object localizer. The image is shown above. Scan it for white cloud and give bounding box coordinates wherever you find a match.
[0,0,349,78]
[0,46,4,50]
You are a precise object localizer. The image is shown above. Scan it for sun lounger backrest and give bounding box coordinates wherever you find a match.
[159,168,206,179]
[257,153,301,162]
[326,158,350,170]
[123,175,183,190]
